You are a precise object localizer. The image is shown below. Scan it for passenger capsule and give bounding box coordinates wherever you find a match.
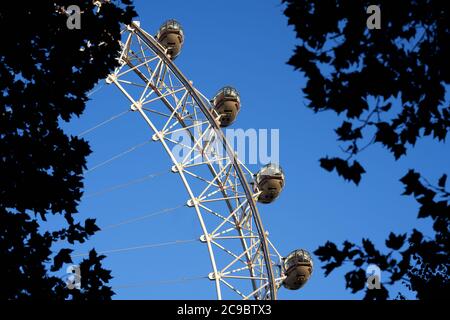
[255,163,285,204]
[282,249,313,290]
[156,19,184,59]
[212,86,240,127]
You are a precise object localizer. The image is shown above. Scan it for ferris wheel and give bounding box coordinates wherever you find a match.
[100,19,313,300]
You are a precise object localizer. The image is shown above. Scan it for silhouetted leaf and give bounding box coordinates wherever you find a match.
[335,121,362,141]
[362,239,377,256]
[320,157,366,185]
[400,170,421,196]
[438,174,447,188]
[51,249,73,272]
[85,218,100,236]
[385,233,406,250]
[345,269,366,293]
[314,241,340,262]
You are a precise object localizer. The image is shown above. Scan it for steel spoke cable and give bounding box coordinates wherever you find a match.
[86,82,106,97]
[85,139,151,173]
[71,238,198,258]
[84,169,169,198]
[101,204,186,231]
[77,109,130,138]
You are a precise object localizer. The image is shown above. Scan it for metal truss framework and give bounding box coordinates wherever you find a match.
[106,22,285,300]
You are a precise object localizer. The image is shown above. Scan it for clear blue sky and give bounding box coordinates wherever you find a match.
[62,0,449,299]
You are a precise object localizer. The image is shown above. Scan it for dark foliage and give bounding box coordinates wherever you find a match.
[284,0,449,185]
[314,172,449,299]
[284,0,449,299]
[0,1,136,299]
